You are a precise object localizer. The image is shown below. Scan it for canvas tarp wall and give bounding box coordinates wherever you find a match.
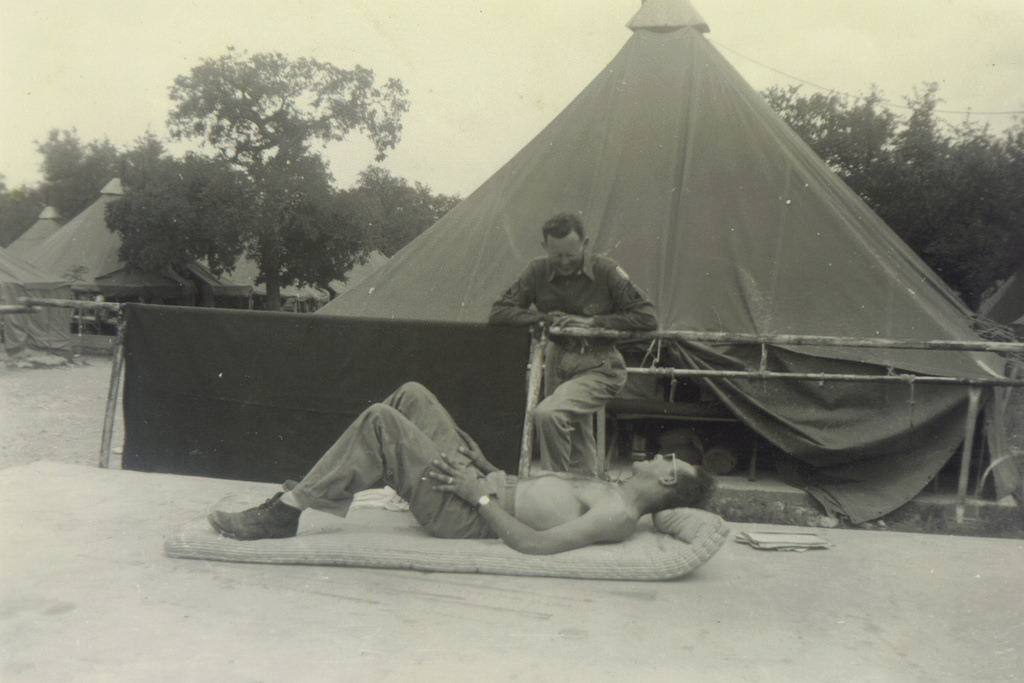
[0,247,73,354]
[121,305,530,481]
[319,0,1006,522]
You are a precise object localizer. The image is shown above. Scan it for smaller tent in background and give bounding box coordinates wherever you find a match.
[0,247,73,355]
[224,256,330,312]
[6,206,62,259]
[979,264,1024,336]
[92,267,195,305]
[20,179,243,307]
[25,179,125,287]
[180,262,253,309]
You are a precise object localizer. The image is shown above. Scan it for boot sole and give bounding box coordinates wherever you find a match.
[207,512,297,541]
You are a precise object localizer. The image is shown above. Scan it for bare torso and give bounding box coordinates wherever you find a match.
[513,472,630,530]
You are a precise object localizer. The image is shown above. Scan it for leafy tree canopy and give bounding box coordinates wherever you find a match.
[157,48,410,308]
[0,129,162,248]
[764,83,1024,308]
[36,128,122,220]
[0,177,44,248]
[167,48,409,170]
[343,166,461,257]
[106,152,251,275]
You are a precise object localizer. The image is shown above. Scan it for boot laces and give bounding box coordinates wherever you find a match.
[255,492,284,512]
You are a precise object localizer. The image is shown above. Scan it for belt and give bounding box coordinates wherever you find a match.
[499,474,518,516]
[555,338,616,354]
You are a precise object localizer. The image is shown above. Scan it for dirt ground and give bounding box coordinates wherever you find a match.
[0,355,124,470]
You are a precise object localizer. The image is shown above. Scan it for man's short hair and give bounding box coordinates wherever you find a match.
[541,213,585,241]
[663,465,717,510]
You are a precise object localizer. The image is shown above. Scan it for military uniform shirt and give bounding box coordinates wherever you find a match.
[488,252,658,332]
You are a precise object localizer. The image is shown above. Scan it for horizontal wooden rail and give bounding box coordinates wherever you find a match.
[0,304,37,314]
[18,297,124,313]
[548,326,1024,354]
[629,366,1024,387]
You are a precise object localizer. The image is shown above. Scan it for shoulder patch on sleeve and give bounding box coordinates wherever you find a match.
[615,265,631,280]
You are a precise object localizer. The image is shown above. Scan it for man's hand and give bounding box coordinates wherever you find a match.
[549,313,595,328]
[458,446,497,474]
[427,453,488,503]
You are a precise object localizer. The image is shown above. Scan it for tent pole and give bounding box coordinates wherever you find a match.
[625,366,1024,387]
[955,387,983,524]
[98,310,126,469]
[549,326,1024,354]
[518,328,547,478]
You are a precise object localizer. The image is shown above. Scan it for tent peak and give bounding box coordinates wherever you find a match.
[100,178,124,196]
[38,206,60,220]
[628,0,710,33]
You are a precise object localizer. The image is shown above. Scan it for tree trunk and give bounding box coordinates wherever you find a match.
[264,270,283,310]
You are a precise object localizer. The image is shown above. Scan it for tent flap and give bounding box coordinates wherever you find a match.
[0,247,73,354]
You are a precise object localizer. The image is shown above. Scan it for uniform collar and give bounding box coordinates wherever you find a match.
[546,250,595,281]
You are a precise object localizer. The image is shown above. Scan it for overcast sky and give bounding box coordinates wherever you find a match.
[2,0,1022,198]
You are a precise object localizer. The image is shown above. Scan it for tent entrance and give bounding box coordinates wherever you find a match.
[517,327,1024,524]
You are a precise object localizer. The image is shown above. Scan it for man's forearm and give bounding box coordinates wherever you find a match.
[488,303,544,326]
[592,308,658,331]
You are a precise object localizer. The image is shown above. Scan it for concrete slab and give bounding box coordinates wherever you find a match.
[2,462,1022,682]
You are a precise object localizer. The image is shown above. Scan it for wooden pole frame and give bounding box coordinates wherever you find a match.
[547,325,1024,354]
[518,328,548,478]
[518,326,1023,524]
[624,365,1024,387]
[955,387,983,524]
[18,296,123,313]
[98,311,126,468]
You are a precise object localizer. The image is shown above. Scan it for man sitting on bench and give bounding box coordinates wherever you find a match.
[208,382,715,555]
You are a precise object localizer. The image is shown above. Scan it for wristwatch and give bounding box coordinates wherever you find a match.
[475,494,492,509]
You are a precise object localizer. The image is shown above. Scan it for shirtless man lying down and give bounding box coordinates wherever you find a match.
[208,382,715,555]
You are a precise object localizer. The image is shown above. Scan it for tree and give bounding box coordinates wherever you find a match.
[244,154,366,297]
[1,128,131,248]
[106,152,252,276]
[36,129,122,220]
[764,83,1024,308]
[165,49,409,308]
[762,85,897,197]
[343,166,461,257]
[0,177,45,248]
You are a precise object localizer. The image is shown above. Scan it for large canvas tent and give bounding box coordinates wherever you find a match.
[319,0,1008,522]
[6,206,61,259]
[0,246,73,355]
[328,250,389,299]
